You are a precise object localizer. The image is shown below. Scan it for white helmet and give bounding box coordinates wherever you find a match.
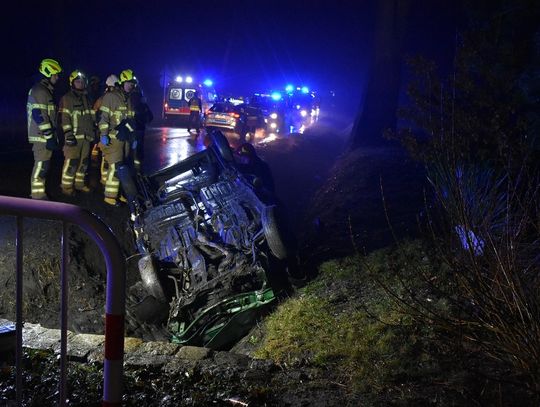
[105,74,119,87]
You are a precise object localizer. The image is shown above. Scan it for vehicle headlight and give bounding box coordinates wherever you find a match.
[300,110,308,117]
[270,122,277,129]
[270,113,278,119]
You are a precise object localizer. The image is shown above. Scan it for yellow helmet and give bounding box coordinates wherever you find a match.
[69,70,87,85]
[119,69,137,84]
[39,58,62,78]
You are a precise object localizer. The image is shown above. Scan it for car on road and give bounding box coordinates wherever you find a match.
[286,89,320,129]
[120,131,291,349]
[249,93,289,137]
[204,102,266,141]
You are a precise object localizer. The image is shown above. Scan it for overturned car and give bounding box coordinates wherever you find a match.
[120,131,291,349]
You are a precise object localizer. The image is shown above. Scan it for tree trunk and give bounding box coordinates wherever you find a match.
[350,0,409,149]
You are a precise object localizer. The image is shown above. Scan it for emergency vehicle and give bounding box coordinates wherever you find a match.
[162,76,217,123]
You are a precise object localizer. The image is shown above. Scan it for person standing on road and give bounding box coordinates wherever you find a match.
[87,75,101,106]
[98,69,136,206]
[130,82,153,172]
[93,74,119,185]
[26,58,62,200]
[187,90,202,134]
[58,70,95,195]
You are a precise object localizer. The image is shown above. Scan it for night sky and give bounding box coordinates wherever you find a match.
[1,0,458,136]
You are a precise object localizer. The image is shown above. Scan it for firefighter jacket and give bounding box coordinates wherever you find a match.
[98,88,135,139]
[26,78,57,143]
[59,89,96,141]
[188,96,202,112]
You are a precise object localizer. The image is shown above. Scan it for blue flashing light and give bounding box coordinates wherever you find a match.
[203,79,213,87]
[301,86,309,94]
[271,92,282,101]
[285,84,294,93]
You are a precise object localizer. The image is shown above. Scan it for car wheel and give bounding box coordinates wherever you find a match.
[210,130,234,163]
[262,206,288,260]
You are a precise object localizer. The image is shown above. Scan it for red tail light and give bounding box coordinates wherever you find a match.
[164,103,168,109]
[229,113,240,118]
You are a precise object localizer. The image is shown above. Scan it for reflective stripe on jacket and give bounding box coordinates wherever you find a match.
[27,79,56,143]
[98,88,134,139]
[188,97,202,111]
[59,89,96,141]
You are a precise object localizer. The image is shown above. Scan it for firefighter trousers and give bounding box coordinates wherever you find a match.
[30,142,52,199]
[101,138,129,199]
[61,139,91,191]
[188,111,201,131]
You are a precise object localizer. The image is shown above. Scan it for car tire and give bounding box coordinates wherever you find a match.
[262,206,288,260]
[210,130,234,163]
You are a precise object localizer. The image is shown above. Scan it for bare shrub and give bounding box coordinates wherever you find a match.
[422,157,540,391]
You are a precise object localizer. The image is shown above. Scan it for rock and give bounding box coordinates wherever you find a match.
[67,333,105,361]
[124,341,179,367]
[161,358,198,375]
[22,323,74,353]
[213,351,251,368]
[176,345,212,361]
[124,336,144,353]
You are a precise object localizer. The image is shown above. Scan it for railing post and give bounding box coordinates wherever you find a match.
[59,221,69,406]
[15,216,23,406]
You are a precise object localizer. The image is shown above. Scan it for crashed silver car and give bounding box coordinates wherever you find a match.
[120,131,290,349]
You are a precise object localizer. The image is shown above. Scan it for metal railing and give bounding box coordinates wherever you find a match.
[0,195,126,406]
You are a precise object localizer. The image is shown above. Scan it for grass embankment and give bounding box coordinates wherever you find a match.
[255,240,534,405]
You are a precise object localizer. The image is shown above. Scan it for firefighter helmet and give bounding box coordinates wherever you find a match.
[39,58,62,78]
[105,74,119,87]
[119,69,137,84]
[69,70,87,85]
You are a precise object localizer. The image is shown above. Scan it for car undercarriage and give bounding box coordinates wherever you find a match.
[120,131,290,349]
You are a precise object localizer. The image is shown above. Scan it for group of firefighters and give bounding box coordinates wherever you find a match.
[26,58,152,206]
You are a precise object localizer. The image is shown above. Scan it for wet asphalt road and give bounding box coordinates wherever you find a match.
[0,111,350,240]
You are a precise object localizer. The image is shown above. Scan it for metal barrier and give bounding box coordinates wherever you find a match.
[0,196,126,406]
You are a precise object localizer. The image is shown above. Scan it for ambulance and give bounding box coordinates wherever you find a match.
[162,76,217,124]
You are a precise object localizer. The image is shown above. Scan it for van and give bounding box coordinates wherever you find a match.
[162,76,216,125]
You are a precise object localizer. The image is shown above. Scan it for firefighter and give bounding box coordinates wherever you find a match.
[187,90,202,134]
[87,75,101,106]
[26,58,62,200]
[98,69,136,206]
[93,74,119,185]
[58,70,95,195]
[130,82,153,172]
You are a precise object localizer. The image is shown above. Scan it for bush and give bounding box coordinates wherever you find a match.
[387,2,540,401]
